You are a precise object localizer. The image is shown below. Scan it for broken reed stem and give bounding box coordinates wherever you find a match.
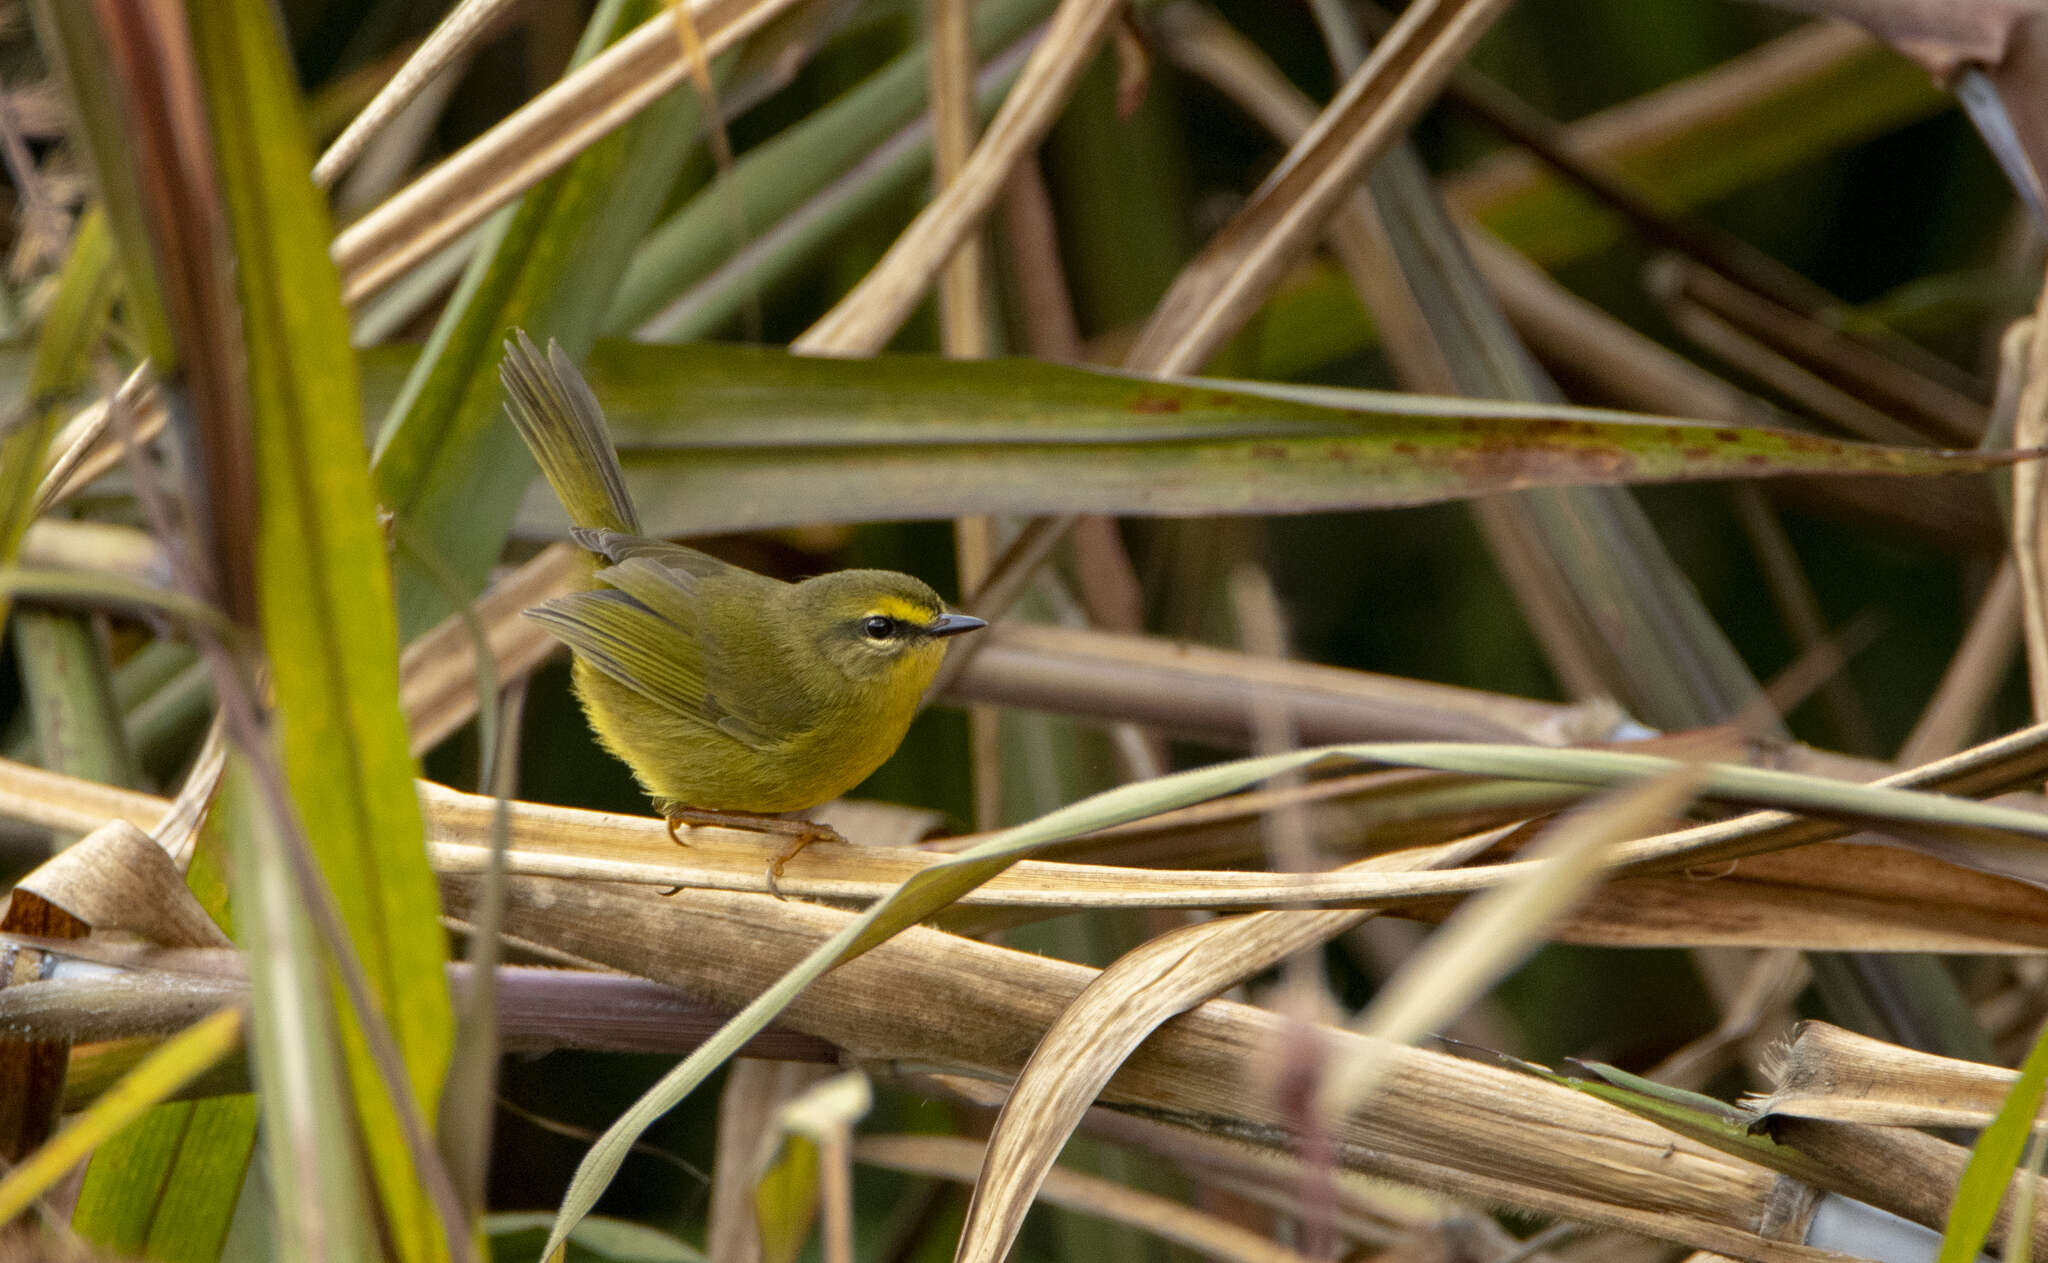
[442,871,2048,1258]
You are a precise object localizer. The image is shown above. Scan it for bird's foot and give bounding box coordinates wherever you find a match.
[661,808,846,898]
[763,820,847,900]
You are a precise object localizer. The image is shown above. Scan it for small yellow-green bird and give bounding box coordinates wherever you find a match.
[500,332,984,884]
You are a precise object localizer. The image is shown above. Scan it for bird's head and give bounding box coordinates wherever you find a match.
[789,570,985,688]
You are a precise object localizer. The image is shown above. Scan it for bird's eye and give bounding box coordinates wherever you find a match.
[861,615,897,640]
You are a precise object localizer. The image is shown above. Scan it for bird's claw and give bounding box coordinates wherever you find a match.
[661,809,841,900]
[764,824,842,900]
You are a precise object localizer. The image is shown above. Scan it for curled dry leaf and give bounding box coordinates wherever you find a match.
[11,820,230,949]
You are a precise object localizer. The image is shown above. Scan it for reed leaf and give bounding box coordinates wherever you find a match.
[186,1,455,1254]
[479,342,2025,538]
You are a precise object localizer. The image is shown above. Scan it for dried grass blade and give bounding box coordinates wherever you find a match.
[332,0,804,303]
[1124,0,1512,376]
[314,0,518,189]
[952,828,1505,1263]
[1322,770,1703,1116]
[792,0,1124,356]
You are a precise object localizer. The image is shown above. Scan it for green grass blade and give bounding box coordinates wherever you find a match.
[0,1009,243,1228]
[369,0,699,638]
[71,1096,260,1262]
[0,209,118,631]
[217,760,372,1261]
[499,343,2018,536]
[1942,1023,2048,1263]
[12,609,139,797]
[185,1,456,1256]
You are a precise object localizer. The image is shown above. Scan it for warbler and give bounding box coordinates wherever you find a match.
[500,332,985,887]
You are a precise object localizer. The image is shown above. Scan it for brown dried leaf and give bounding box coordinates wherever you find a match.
[1749,1020,2023,1129]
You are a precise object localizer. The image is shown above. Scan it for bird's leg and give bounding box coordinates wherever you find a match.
[661,806,847,898]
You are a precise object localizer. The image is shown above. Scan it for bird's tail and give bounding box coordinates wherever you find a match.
[500,330,640,536]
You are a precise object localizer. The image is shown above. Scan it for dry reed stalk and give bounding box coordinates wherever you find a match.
[312,0,519,188]
[425,778,2048,952]
[2016,309,2048,724]
[1654,260,1984,444]
[1125,0,1512,377]
[397,542,580,753]
[1751,1020,2032,1129]
[950,824,1507,1262]
[436,870,1999,1260]
[794,0,1126,356]
[1649,262,1932,447]
[330,0,804,302]
[1899,557,2023,764]
[930,0,989,361]
[948,621,1621,746]
[8,743,2044,950]
[858,1133,1321,1263]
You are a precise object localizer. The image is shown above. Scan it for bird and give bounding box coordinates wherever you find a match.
[499,331,985,891]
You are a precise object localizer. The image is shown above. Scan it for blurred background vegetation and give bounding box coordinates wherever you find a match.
[2,0,2044,1258]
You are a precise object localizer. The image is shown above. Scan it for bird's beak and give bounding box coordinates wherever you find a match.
[926,613,987,638]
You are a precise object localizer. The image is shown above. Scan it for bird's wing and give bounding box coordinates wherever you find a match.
[526,590,706,715]
[592,557,792,747]
[526,588,775,750]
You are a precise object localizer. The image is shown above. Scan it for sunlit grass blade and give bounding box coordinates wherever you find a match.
[186,0,457,1255]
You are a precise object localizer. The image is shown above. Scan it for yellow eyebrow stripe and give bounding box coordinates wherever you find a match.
[869,596,935,623]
